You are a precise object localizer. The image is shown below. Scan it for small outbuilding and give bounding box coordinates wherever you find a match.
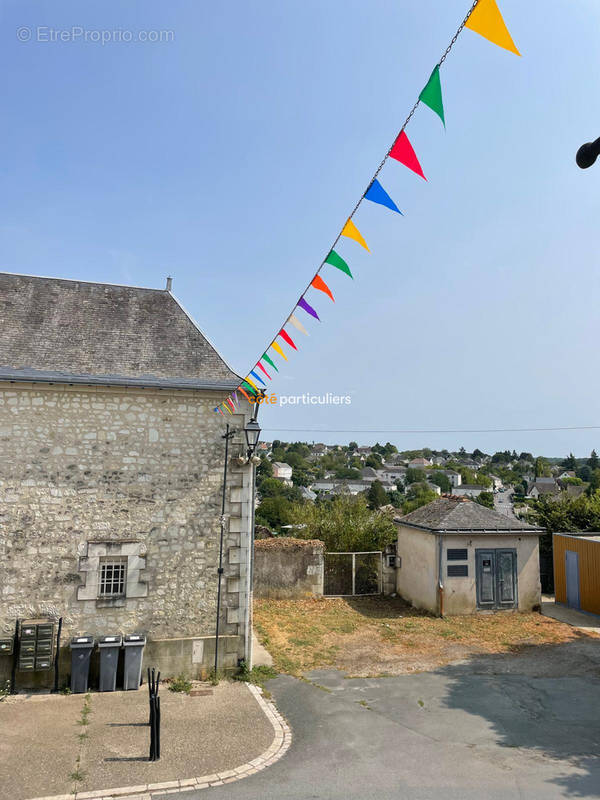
[553,533,600,616]
[394,497,544,615]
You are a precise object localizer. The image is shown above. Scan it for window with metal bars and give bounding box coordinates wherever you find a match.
[99,558,127,597]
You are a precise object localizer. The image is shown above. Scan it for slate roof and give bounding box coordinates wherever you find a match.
[395,497,543,534]
[0,273,240,389]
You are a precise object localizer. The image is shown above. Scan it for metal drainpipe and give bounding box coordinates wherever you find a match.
[437,533,445,617]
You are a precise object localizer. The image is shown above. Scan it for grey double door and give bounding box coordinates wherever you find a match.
[476,548,517,610]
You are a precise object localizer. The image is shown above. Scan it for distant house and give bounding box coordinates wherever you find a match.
[312,443,329,455]
[488,475,503,491]
[272,462,293,485]
[300,487,317,502]
[527,478,560,499]
[451,485,488,498]
[427,483,442,496]
[557,470,576,481]
[394,497,543,615]
[408,457,432,469]
[444,470,462,487]
[361,467,379,481]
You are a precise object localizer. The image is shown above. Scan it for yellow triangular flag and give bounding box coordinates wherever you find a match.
[271,341,288,361]
[288,314,309,336]
[341,219,369,251]
[245,376,258,392]
[465,0,520,55]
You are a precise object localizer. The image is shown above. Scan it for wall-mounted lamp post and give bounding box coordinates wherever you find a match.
[576,136,600,169]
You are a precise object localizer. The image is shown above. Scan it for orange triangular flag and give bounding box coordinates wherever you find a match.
[341,219,369,251]
[311,275,334,302]
[465,0,520,55]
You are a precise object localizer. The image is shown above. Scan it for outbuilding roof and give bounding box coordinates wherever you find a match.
[0,272,240,390]
[395,497,543,534]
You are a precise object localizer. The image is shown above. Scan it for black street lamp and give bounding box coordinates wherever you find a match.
[244,419,261,459]
[576,136,600,169]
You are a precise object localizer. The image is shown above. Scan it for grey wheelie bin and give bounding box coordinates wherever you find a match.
[98,634,122,691]
[70,636,94,693]
[122,633,146,690]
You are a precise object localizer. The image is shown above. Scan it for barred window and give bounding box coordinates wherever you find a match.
[99,558,127,597]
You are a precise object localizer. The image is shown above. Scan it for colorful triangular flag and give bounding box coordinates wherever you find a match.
[465,0,520,55]
[364,179,402,214]
[297,297,320,320]
[279,329,297,350]
[311,275,334,302]
[341,219,369,251]
[389,131,426,180]
[419,66,445,127]
[325,250,353,278]
[245,376,259,392]
[242,380,257,396]
[249,370,266,387]
[262,353,279,372]
[272,341,288,361]
[256,362,271,380]
[288,314,309,335]
[239,387,254,403]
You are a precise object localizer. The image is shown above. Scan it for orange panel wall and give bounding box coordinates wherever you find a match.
[553,534,600,615]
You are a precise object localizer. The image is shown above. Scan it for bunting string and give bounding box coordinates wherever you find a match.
[214,0,520,415]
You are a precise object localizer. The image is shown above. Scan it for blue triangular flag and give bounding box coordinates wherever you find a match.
[249,369,266,387]
[364,179,402,214]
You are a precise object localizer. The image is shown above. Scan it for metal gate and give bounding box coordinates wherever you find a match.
[324,551,382,596]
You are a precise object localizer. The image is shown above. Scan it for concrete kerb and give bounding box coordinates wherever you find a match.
[26,683,291,800]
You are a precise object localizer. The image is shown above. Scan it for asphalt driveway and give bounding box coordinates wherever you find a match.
[169,634,600,800]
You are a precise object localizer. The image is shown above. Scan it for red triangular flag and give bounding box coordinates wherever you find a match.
[279,329,297,350]
[256,362,271,380]
[311,275,334,302]
[389,131,426,181]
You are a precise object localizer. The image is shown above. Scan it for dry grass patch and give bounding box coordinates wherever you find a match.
[253,596,583,677]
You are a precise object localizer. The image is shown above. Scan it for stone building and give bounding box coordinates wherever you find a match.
[394,497,543,615]
[0,272,255,685]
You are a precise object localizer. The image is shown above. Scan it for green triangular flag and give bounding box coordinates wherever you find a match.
[325,250,353,278]
[242,381,258,396]
[419,65,445,127]
[262,353,279,372]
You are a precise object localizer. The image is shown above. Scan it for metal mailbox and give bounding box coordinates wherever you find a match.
[98,634,122,692]
[122,633,146,690]
[19,620,55,672]
[0,639,14,656]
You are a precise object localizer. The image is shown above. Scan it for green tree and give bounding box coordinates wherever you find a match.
[365,453,383,469]
[535,457,551,478]
[365,480,389,510]
[348,441,358,452]
[402,482,438,514]
[293,494,396,551]
[255,496,296,530]
[405,468,427,484]
[588,450,599,470]
[475,491,494,510]
[562,453,577,470]
[429,471,451,493]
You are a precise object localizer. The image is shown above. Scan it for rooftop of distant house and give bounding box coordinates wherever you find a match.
[395,496,543,534]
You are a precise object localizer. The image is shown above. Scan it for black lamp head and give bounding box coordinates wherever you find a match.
[576,136,600,169]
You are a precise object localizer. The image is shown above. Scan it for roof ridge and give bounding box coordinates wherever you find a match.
[0,270,165,292]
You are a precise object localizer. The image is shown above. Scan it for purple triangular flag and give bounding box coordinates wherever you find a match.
[298,297,319,320]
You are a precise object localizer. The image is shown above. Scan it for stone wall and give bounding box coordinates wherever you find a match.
[254,539,324,598]
[0,381,253,684]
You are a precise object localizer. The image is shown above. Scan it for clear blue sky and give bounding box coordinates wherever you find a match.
[2,0,600,456]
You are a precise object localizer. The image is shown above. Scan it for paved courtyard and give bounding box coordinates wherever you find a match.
[175,633,600,800]
[0,681,276,800]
